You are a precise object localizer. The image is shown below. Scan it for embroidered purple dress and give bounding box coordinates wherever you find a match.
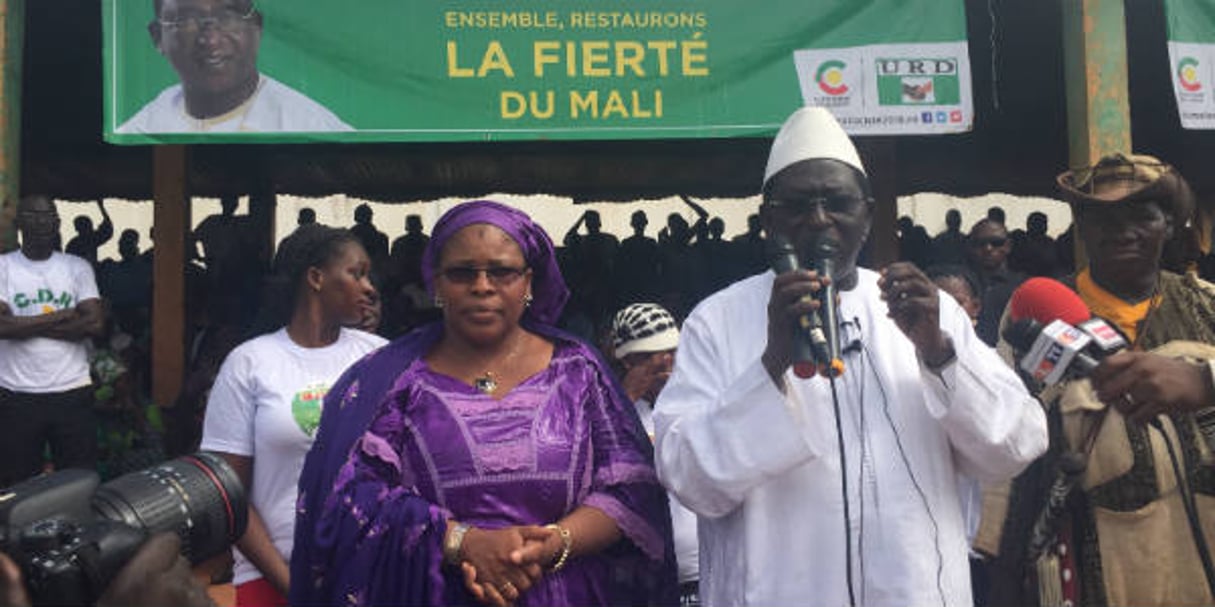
[290,201,676,607]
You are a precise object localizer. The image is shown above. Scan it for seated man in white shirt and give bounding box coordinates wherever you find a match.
[118,0,351,134]
[652,106,1048,607]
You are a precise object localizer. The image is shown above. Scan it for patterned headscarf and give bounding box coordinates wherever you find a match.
[421,200,569,326]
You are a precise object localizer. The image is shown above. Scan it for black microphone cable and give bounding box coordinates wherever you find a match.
[1147,417,1215,599]
[862,343,948,607]
[828,374,857,607]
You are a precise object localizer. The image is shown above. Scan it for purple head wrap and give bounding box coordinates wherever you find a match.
[420,200,570,326]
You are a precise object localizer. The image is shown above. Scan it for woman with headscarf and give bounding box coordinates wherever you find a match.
[291,200,676,607]
[201,225,387,607]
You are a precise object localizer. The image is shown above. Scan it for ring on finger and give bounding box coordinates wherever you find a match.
[501,581,517,595]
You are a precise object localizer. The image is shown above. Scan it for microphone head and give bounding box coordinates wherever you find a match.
[811,234,840,258]
[768,232,794,252]
[767,234,799,273]
[809,234,840,277]
[1008,277,1090,326]
[1077,317,1129,353]
[793,361,818,379]
[1002,318,1043,353]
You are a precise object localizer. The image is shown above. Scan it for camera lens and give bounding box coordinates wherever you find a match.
[90,452,247,564]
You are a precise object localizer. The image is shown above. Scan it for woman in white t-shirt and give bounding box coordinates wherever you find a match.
[201,225,387,607]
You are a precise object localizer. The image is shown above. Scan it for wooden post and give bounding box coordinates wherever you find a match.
[152,146,188,409]
[0,0,24,252]
[1061,0,1132,268]
[861,139,899,268]
[248,189,277,269]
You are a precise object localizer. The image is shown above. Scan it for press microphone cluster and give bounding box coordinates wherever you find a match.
[1002,277,1128,385]
[1001,277,1118,567]
[1003,281,1215,598]
[769,234,844,379]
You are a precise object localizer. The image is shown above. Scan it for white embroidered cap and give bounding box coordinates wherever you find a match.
[763,106,866,185]
[611,303,680,358]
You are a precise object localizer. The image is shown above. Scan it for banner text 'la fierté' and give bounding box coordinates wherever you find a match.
[443,11,709,120]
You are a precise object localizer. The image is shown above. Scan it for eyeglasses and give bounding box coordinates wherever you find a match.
[439,266,528,286]
[763,195,869,220]
[970,237,1008,249]
[158,7,257,35]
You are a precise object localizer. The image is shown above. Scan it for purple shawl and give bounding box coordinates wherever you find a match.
[420,200,569,327]
[291,202,675,607]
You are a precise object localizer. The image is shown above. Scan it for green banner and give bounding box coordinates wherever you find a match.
[1165,0,1215,129]
[103,0,972,144]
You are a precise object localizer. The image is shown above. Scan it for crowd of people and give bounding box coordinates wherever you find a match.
[1,105,1214,607]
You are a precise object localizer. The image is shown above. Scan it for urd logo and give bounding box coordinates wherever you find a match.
[876,58,961,106]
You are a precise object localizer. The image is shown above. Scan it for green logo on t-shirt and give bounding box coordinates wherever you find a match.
[13,289,73,314]
[291,383,330,437]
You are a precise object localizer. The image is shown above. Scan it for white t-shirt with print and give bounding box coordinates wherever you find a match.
[201,327,387,585]
[0,251,100,393]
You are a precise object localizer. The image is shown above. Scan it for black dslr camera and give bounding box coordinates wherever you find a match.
[0,452,247,606]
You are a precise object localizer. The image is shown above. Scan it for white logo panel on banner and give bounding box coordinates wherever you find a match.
[1169,42,1215,129]
[793,42,973,135]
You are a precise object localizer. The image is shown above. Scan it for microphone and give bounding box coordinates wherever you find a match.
[769,235,823,378]
[1000,278,1105,572]
[1003,317,1126,384]
[768,235,843,378]
[1008,277,1091,328]
[811,236,844,378]
[1002,277,1128,385]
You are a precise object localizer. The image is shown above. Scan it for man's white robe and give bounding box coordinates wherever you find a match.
[654,268,1047,606]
